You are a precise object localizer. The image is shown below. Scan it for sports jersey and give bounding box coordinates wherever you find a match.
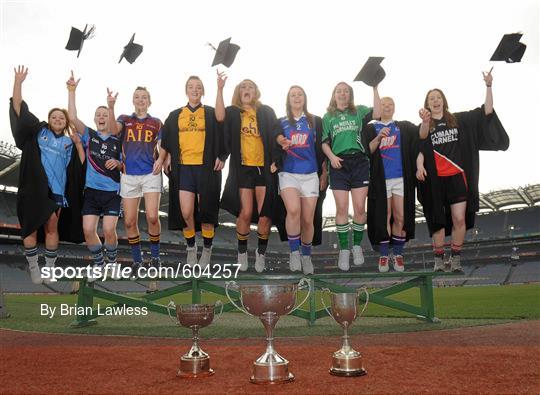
[429,118,463,176]
[81,127,122,192]
[117,113,162,175]
[322,105,371,156]
[373,121,403,179]
[279,115,317,174]
[178,104,206,165]
[240,108,264,166]
[37,127,73,204]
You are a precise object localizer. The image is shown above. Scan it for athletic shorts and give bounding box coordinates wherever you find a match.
[440,172,468,205]
[278,172,319,198]
[82,188,121,217]
[120,173,162,198]
[329,154,370,191]
[386,177,404,197]
[178,164,203,194]
[237,165,266,189]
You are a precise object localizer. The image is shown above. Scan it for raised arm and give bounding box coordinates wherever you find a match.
[483,68,493,115]
[69,128,85,164]
[107,88,120,135]
[419,108,431,139]
[66,71,86,134]
[371,85,381,120]
[215,70,226,122]
[12,65,28,117]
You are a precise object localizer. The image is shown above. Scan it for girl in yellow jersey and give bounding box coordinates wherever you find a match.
[161,72,226,268]
[221,79,281,272]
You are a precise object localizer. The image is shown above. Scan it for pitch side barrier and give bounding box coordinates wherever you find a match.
[59,271,460,328]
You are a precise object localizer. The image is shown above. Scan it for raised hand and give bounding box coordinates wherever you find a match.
[217,69,227,90]
[107,88,118,108]
[419,108,431,123]
[14,65,28,84]
[69,130,82,145]
[66,70,80,90]
[483,67,494,87]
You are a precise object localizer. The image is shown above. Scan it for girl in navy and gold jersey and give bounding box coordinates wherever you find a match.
[221,79,281,273]
[161,72,226,268]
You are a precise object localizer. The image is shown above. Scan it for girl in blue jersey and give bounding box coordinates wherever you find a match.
[67,72,123,281]
[10,66,84,284]
[275,86,327,274]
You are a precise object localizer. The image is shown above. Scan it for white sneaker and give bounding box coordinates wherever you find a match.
[378,256,390,273]
[338,250,350,271]
[289,251,302,272]
[238,252,248,271]
[352,245,364,266]
[186,245,197,267]
[28,263,42,284]
[255,249,266,273]
[198,247,212,269]
[301,255,314,275]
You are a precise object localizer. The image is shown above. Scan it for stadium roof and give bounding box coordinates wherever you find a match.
[0,139,538,222]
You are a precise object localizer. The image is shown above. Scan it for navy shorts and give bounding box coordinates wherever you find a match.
[178,164,203,194]
[238,165,266,189]
[329,154,370,191]
[440,172,468,205]
[82,188,121,217]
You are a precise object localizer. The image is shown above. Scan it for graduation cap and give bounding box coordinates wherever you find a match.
[118,33,143,64]
[209,37,240,68]
[354,56,385,87]
[65,24,95,58]
[490,33,526,63]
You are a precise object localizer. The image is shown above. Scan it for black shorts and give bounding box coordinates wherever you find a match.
[329,153,370,191]
[238,165,266,189]
[82,188,121,217]
[440,173,468,205]
[178,164,203,194]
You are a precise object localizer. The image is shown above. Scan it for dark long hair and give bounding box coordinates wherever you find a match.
[424,88,458,129]
[286,85,314,129]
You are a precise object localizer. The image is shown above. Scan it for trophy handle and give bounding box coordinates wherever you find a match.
[289,277,311,314]
[357,286,370,317]
[320,288,339,323]
[167,300,178,325]
[212,300,224,322]
[225,281,252,316]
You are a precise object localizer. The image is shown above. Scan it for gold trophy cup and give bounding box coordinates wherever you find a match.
[321,287,369,377]
[168,300,223,378]
[225,279,311,384]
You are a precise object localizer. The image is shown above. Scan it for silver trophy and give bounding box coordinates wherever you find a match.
[168,301,223,378]
[225,279,311,384]
[321,287,369,376]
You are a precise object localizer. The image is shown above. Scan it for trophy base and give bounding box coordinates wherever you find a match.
[250,362,295,384]
[177,356,214,378]
[329,354,366,377]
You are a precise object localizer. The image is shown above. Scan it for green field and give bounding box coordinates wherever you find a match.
[1,284,538,338]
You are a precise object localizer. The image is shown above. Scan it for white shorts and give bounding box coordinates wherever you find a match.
[120,173,162,198]
[386,177,404,198]
[278,172,319,198]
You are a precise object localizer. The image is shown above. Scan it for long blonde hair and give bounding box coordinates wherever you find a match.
[326,82,356,116]
[231,79,262,110]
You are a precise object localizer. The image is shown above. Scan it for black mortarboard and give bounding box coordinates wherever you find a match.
[490,33,526,63]
[118,33,143,64]
[210,37,240,68]
[65,24,95,58]
[354,57,385,87]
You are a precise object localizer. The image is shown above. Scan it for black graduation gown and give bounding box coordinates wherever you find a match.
[364,121,419,246]
[161,105,224,230]
[220,105,281,222]
[9,99,85,243]
[273,115,328,246]
[417,106,509,236]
